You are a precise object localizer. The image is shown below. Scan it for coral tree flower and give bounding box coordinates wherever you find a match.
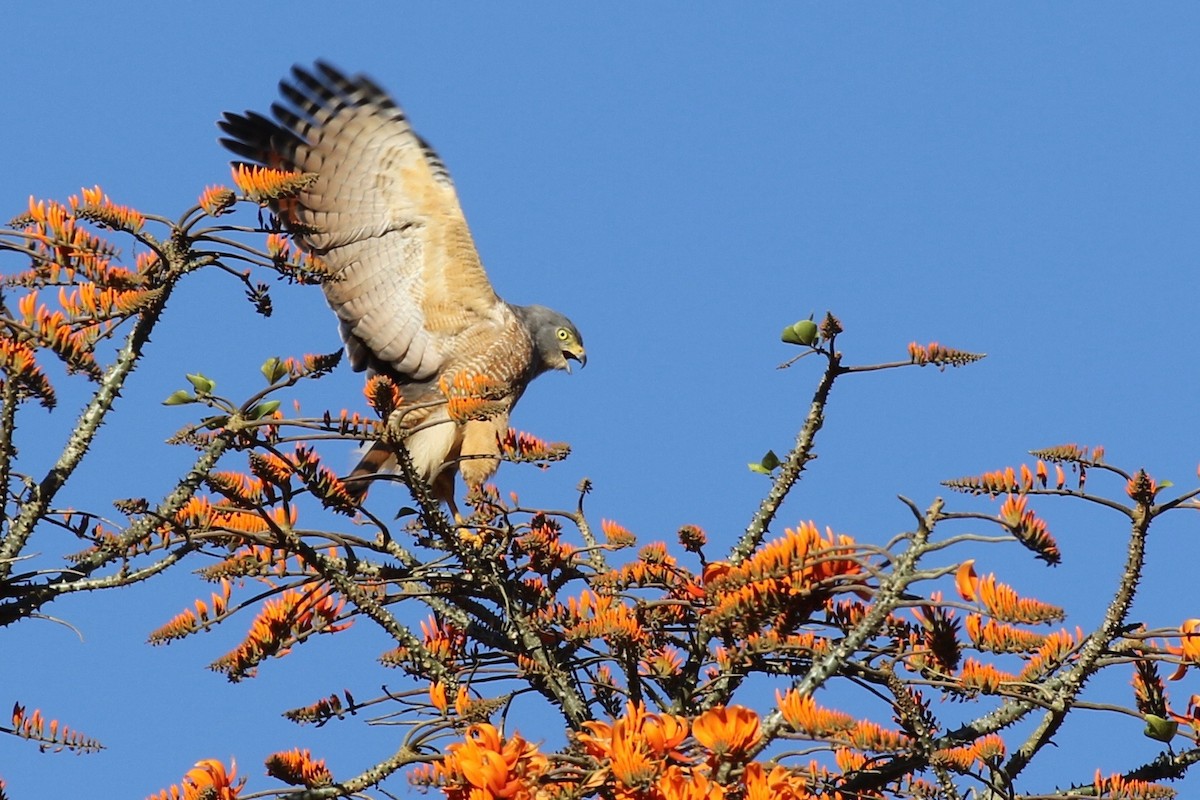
[692,705,761,759]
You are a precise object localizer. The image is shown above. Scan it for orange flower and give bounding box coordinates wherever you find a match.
[955,560,978,602]
[429,681,449,714]
[576,702,693,792]
[741,762,813,800]
[1167,619,1200,680]
[609,720,658,788]
[147,759,243,800]
[642,710,689,760]
[230,164,315,202]
[692,705,761,759]
[198,185,237,217]
[422,724,548,800]
[601,519,637,547]
[454,684,471,716]
[775,689,854,737]
[656,765,725,800]
[265,748,332,788]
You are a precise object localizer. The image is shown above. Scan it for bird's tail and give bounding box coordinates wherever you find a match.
[344,440,396,501]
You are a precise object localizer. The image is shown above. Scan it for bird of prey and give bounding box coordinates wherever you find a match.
[219,63,586,515]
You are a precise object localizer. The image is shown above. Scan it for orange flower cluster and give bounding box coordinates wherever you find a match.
[1132,658,1169,717]
[513,514,578,576]
[148,580,233,644]
[53,281,155,322]
[147,759,243,800]
[1018,627,1082,682]
[199,544,308,581]
[1091,770,1175,799]
[13,194,140,294]
[265,748,333,788]
[198,185,238,217]
[600,518,637,548]
[282,689,355,725]
[278,351,343,380]
[539,590,649,648]
[598,543,703,610]
[289,445,358,514]
[230,164,316,203]
[0,336,55,409]
[210,585,350,681]
[10,703,103,754]
[776,690,907,754]
[258,231,327,282]
[701,522,863,639]
[437,371,506,422]
[638,646,685,680]
[421,616,467,665]
[906,341,985,368]
[10,288,104,379]
[955,562,1064,624]
[776,689,856,738]
[572,703,828,800]
[958,658,1020,694]
[578,703,691,789]
[411,724,548,800]
[171,493,292,536]
[1030,443,1105,466]
[321,407,384,438]
[932,733,1006,771]
[499,428,571,464]
[1125,469,1160,504]
[997,494,1061,564]
[69,185,145,233]
[205,470,267,506]
[364,373,404,417]
[228,447,357,515]
[965,615,1050,654]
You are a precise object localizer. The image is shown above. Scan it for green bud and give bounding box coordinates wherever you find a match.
[781,319,819,346]
[162,390,194,406]
[186,373,215,394]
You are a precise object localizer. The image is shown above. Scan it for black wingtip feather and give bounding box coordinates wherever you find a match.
[217,62,407,171]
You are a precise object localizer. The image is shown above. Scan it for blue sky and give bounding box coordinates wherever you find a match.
[3,4,1199,796]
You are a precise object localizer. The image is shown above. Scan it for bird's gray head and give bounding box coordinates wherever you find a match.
[514,304,586,375]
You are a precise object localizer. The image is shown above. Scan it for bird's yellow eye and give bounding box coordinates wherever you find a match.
[557,328,570,341]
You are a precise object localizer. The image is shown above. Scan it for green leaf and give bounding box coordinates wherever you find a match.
[748,450,781,475]
[248,399,281,419]
[395,506,419,519]
[186,373,215,394]
[162,390,195,406]
[260,356,288,385]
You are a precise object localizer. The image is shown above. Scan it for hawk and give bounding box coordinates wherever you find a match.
[219,63,586,515]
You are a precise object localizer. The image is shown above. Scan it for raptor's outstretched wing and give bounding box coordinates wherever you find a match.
[220,61,509,385]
